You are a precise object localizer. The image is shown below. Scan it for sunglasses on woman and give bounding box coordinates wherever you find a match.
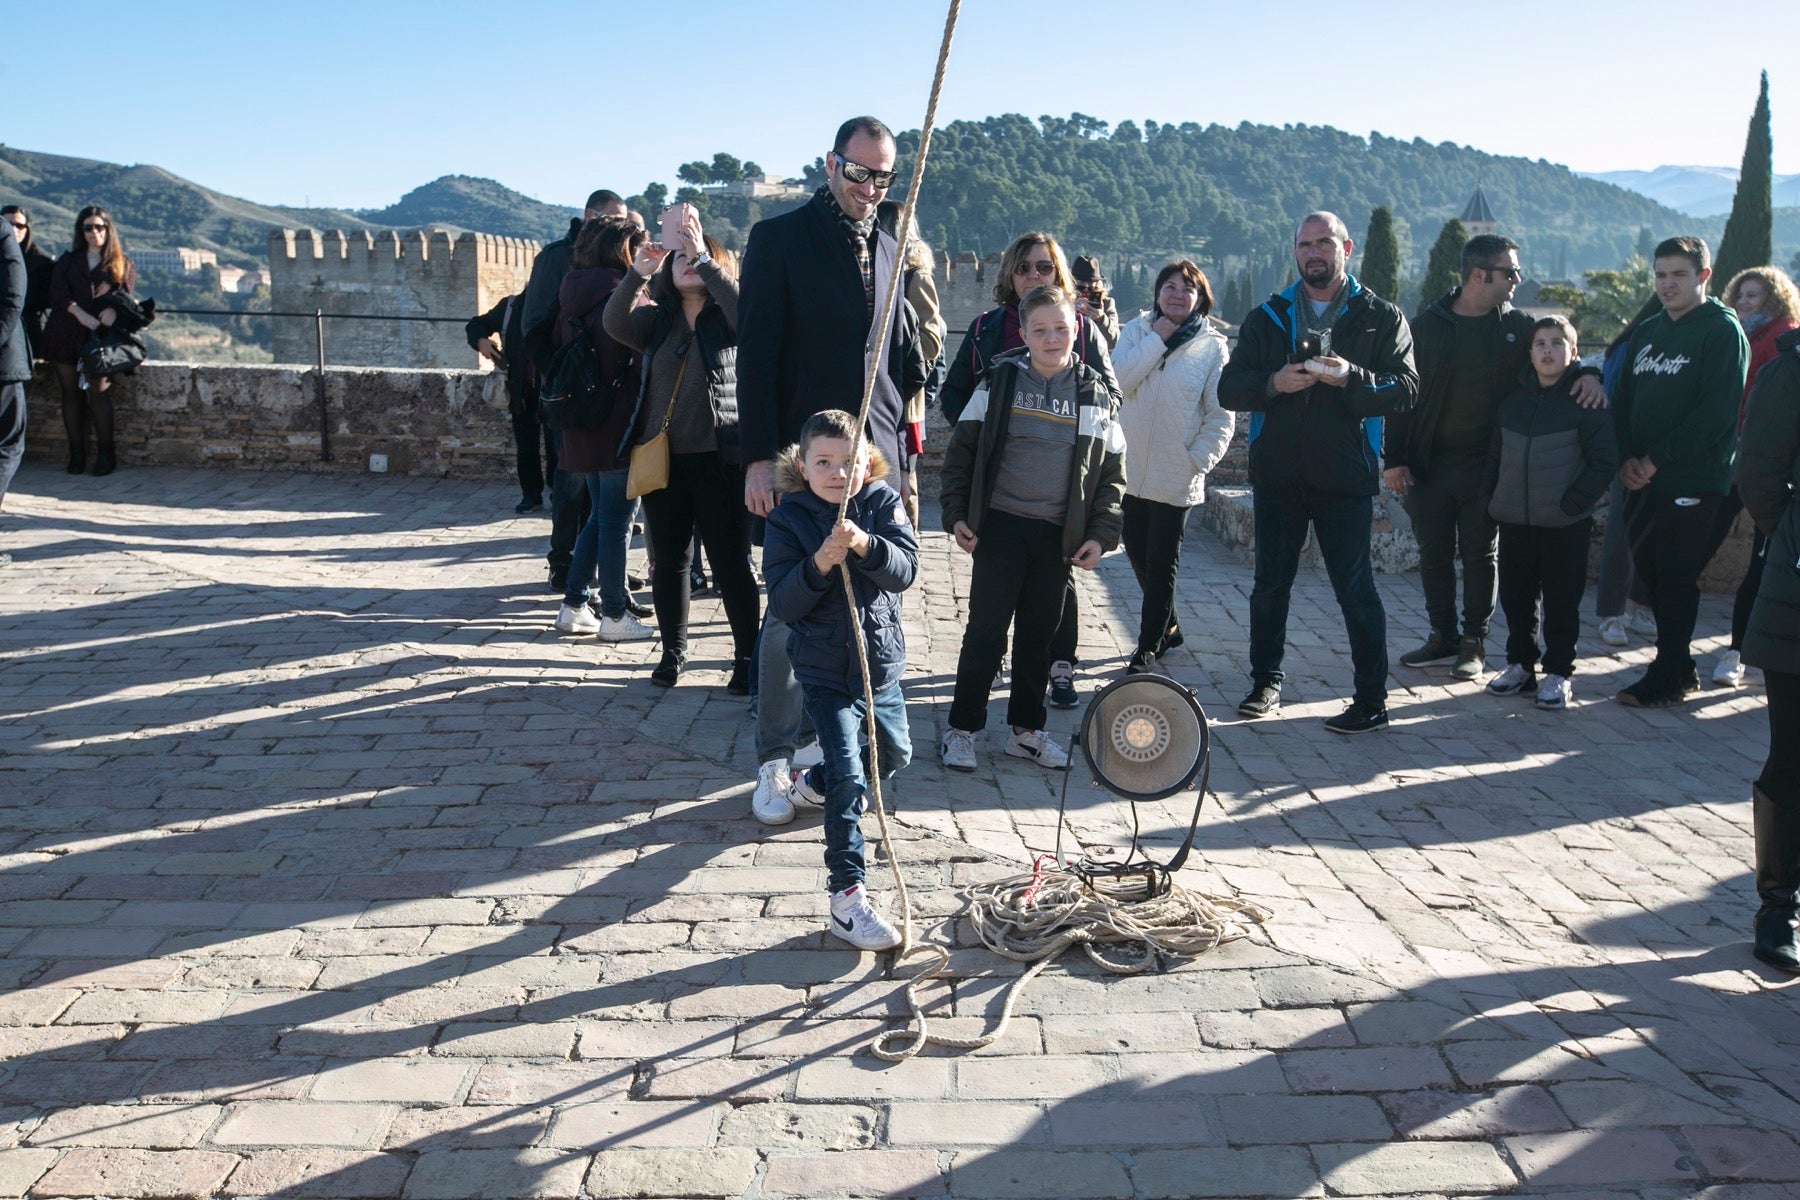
[1014,259,1056,277]
[834,156,896,189]
[82,222,108,232]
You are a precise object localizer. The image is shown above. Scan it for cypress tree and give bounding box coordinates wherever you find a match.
[1712,71,1773,292]
[1422,219,1469,307]
[1362,206,1401,302]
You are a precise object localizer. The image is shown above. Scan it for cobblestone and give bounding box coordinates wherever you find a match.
[0,463,1791,1199]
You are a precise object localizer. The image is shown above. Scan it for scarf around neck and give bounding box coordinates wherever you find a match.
[815,186,876,311]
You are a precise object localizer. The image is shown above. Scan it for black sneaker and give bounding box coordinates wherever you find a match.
[1126,649,1157,675]
[1399,631,1460,667]
[1237,682,1281,719]
[726,658,751,696]
[625,596,654,619]
[651,651,685,688]
[1324,700,1389,734]
[1048,660,1080,708]
[1616,667,1699,708]
[1451,636,1485,682]
[548,568,568,594]
[514,498,544,515]
[1163,621,1184,650]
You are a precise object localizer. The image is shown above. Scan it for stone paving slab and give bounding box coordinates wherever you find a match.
[0,461,1794,1198]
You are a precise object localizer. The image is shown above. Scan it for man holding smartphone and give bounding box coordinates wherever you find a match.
[736,115,926,823]
[1220,211,1419,734]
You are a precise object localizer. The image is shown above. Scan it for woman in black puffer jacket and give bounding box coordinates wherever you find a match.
[605,209,755,691]
[1736,325,1800,974]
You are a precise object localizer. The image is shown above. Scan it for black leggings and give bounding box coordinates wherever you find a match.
[639,452,759,660]
[1122,494,1191,655]
[1764,669,1800,809]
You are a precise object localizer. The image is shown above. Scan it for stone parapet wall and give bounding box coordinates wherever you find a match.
[21,362,515,480]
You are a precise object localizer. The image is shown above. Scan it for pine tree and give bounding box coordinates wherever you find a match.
[1422,219,1469,307]
[1362,206,1401,302]
[1712,71,1773,292]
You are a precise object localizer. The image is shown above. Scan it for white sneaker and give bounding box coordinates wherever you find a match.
[828,884,902,951]
[1713,649,1745,688]
[793,740,824,770]
[596,612,655,642]
[1629,607,1658,637]
[554,603,599,634]
[1536,673,1573,710]
[1006,727,1069,770]
[1486,663,1535,696]
[790,765,824,808]
[752,759,796,826]
[1598,616,1628,647]
[941,728,978,772]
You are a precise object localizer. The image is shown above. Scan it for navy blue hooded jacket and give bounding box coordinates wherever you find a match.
[763,447,918,698]
[1219,274,1418,495]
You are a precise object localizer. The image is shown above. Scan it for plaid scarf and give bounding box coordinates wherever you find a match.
[815,186,876,312]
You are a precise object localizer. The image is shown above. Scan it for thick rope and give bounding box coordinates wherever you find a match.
[871,860,1273,1060]
[829,0,960,990]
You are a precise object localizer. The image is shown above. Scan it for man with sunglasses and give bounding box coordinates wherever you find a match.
[1385,233,1602,683]
[737,114,927,825]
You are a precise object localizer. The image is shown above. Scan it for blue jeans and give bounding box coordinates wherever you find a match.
[563,469,632,617]
[801,680,912,894]
[1248,489,1388,706]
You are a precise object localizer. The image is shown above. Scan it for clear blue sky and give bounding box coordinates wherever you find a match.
[7,0,1790,210]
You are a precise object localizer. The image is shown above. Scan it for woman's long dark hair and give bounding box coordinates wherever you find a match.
[651,233,736,308]
[1,205,35,256]
[72,205,128,285]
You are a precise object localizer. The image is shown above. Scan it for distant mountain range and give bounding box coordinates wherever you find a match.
[1579,164,1800,217]
[0,146,577,266]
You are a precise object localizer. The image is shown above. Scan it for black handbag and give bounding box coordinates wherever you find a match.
[79,330,147,379]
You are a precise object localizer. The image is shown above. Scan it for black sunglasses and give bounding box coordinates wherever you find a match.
[1484,264,1523,281]
[833,155,896,190]
[81,222,108,232]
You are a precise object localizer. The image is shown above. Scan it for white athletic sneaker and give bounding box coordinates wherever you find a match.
[1713,649,1745,688]
[941,728,978,772]
[1629,607,1658,637]
[554,603,599,634]
[752,759,796,826]
[1486,663,1536,696]
[596,612,655,642]
[828,884,902,951]
[1598,616,1628,647]
[793,740,824,770]
[1536,673,1573,710]
[1006,727,1069,769]
[789,765,824,808]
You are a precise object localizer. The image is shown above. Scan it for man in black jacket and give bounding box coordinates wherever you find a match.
[1386,235,1603,682]
[1220,212,1419,734]
[736,115,926,823]
[520,190,631,591]
[0,225,27,567]
[466,293,549,515]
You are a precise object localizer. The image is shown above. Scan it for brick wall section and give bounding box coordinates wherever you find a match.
[21,362,515,480]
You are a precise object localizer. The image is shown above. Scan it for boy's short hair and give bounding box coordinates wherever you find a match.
[798,409,863,457]
[1019,284,1074,326]
[1653,236,1711,273]
[1532,314,1579,346]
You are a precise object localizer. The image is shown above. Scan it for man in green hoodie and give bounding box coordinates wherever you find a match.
[1612,236,1750,707]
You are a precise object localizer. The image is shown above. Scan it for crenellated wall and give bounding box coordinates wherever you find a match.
[267,228,540,370]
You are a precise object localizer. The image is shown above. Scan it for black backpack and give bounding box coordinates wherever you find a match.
[538,307,621,432]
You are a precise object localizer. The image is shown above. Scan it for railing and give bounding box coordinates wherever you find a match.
[157,308,475,463]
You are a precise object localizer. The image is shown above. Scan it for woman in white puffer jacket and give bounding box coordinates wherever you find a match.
[1114,260,1236,673]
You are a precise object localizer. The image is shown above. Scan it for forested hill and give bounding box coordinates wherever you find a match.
[885,115,1694,276]
[354,176,576,242]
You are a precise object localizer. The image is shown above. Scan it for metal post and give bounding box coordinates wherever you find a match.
[314,309,331,462]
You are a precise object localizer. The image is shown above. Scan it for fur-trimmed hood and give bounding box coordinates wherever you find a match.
[773,442,893,496]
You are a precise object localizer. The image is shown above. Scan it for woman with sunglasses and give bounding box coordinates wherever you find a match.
[605,207,758,691]
[938,232,1120,708]
[43,205,136,476]
[2,207,55,356]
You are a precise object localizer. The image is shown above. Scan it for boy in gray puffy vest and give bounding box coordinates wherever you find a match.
[1482,316,1620,709]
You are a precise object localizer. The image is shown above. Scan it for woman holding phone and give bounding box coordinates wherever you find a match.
[938,232,1120,708]
[605,206,757,691]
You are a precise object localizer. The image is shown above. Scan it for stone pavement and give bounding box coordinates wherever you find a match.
[0,461,1795,1200]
